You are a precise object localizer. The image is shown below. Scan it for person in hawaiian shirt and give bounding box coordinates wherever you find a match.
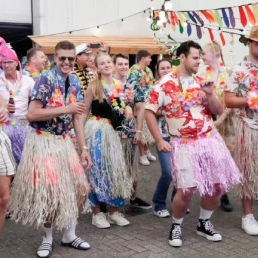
[225,25,258,236]
[9,40,92,258]
[145,40,242,248]
[126,49,156,167]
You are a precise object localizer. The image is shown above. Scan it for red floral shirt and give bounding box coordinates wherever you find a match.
[145,70,214,138]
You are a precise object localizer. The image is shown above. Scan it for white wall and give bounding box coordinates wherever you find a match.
[32,0,257,67]
[0,0,31,23]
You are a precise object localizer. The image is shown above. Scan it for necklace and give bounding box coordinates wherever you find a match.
[25,65,41,81]
[2,73,23,96]
[101,78,126,113]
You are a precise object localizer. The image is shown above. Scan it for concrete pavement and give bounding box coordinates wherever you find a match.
[1,148,258,258]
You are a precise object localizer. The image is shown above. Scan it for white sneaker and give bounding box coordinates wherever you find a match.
[92,212,111,229]
[146,151,156,161]
[107,212,130,226]
[139,155,150,166]
[242,214,258,235]
[153,209,170,218]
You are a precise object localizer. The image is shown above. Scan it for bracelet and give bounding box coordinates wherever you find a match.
[136,130,142,133]
[82,146,89,150]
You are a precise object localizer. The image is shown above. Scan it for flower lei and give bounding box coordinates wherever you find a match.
[101,78,126,113]
[24,65,41,81]
[2,73,23,96]
[246,68,258,111]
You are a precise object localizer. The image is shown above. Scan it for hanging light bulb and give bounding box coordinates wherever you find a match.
[164,0,173,11]
[159,10,166,18]
[147,16,151,22]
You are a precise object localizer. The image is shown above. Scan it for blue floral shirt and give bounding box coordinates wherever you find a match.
[30,67,83,135]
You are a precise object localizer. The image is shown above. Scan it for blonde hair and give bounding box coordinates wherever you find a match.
[205,40,225,65]
[91,52,112,102]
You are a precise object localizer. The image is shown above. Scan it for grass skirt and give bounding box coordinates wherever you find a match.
[121,138,138,181]
[3,120,30,164]
[85,117,133,204]
[171,129,242,196]
[9,131,89,229]
[234,117,258,199]
[142,120,155,145]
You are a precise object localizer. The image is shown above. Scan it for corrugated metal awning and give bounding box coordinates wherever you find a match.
[28,35,168,55]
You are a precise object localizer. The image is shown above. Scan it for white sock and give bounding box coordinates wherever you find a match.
[62,222,77,243]
[172,216,184,225]
[199,207,214,220]
[62,222,90,249]
[42,226,53,244]
[37,227,53,257]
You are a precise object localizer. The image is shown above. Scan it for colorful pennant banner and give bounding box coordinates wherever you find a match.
[151,2,258,46]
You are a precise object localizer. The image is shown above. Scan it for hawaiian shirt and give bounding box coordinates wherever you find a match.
[126,64,154,103]
[226,60,258,129]
[30,66,83,135]
[145,70,214,138]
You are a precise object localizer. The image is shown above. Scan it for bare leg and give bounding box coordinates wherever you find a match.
[0,176,11,234]
[242,197,253,217]
[172,187,195,219]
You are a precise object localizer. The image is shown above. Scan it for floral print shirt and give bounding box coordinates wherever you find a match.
[226,60,258,129]
[30,67,83,135]
[126,64,154,103]
[145,70,214,138]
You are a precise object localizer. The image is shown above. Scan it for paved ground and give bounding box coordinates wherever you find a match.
[1,148,258,258]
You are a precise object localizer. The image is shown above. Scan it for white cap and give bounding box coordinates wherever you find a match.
[75,43,92,55]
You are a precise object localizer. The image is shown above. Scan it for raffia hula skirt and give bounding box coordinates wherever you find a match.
[3,119,30,164]
[141,120,155,145]
[85,115,133,206]
[234,117,258,199]
[171,129,242,196]
[9,129,90,229]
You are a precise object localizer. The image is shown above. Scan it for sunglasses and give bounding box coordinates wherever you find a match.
[57,56,75,62]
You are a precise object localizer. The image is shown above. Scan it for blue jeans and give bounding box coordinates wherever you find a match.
[152,137,173,211]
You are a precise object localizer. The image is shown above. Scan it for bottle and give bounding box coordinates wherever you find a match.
[9,90,15,114]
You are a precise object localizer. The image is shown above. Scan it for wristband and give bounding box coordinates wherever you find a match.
[82,146,89,150]
[136,130,142,133]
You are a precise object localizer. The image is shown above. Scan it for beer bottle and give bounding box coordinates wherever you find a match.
[9,90,15,114]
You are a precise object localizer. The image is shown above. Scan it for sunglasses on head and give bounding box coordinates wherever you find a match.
[57,56,75,62]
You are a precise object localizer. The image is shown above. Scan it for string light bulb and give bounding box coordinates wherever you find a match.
[159,10,166,18]
[164,0,173,11]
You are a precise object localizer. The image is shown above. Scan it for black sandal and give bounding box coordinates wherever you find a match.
[61,237,90,250]
[36,242,53,258]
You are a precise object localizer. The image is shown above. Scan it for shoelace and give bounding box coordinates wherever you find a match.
[172,225,181,239]
[204,220,217,234]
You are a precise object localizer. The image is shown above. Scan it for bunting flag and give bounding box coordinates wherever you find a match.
[192,11,204,26]
[179,20,184,34]
[219,31,226,46]
[229,33,234,45]
[214,10,223,27]
[208,28,214,41]
[252,4,258,22]
[201,10,216,23]
[187,12,197,24]
[228,7,235,28]
[187,23,192,36]
[196,25,202,39]
[245,5,256,26]
[221,8,230,28]
[169,12,177,31]
[239,6,247,27]
[177,12,185,27]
